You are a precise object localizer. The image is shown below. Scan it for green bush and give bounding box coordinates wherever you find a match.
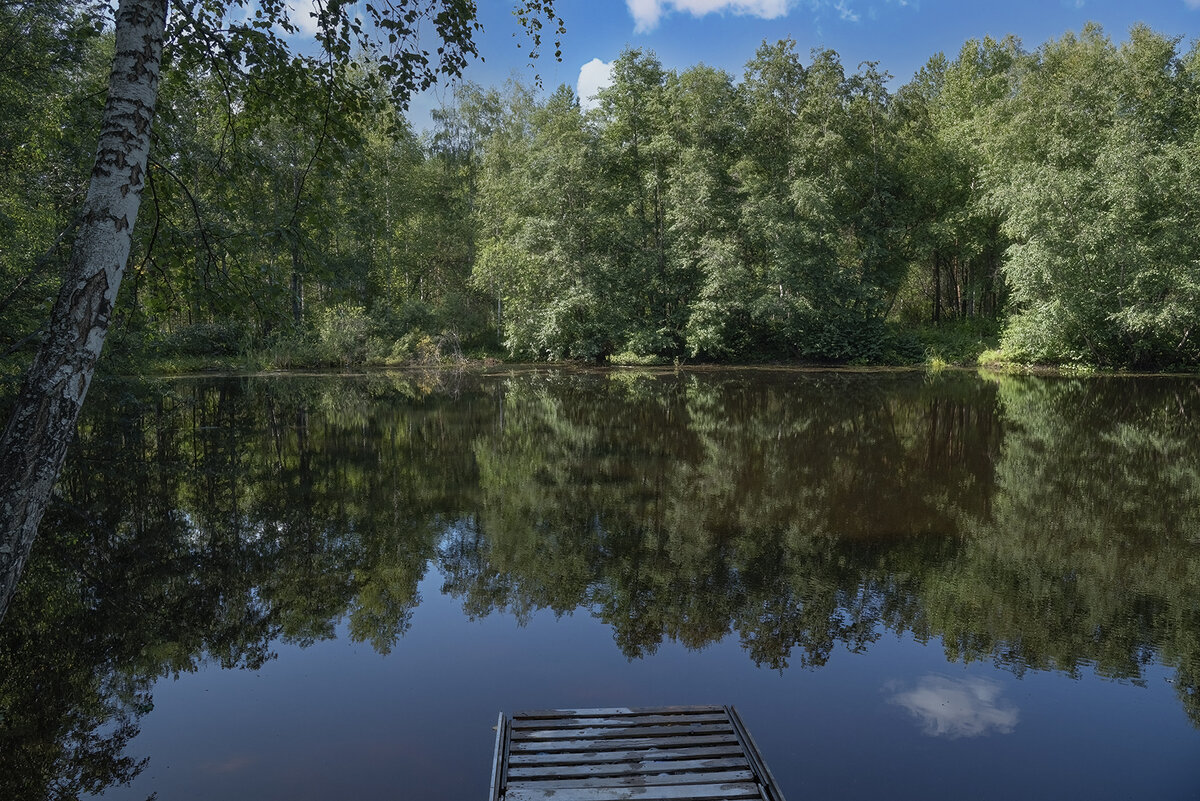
[254,332,324,370]
[158,322,247,357]
[388,328,467,365]
[317,303,378,366]
[608,351,670,366]
[909,319,1000,367]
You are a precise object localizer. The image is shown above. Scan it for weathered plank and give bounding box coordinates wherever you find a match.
[508,757,751,780]
[507,744,746,766]
[510,734,740,753]
[503,783,764,801]
[509,769,757,790]
[489,711,508,801]
[726,706,785,801]
[514,705,724,719]
[511,723,733,741]
[495,705,782,801]
[511,713,728,730]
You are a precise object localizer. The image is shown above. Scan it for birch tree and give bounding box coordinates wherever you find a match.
[0,0,562,623]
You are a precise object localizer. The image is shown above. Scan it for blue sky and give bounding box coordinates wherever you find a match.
[405,0,1200,126]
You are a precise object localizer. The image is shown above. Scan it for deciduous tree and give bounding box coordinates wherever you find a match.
[0,0,561,623]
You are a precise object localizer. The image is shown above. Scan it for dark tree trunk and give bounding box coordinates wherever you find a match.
[0,0,167,622]
[291,250,304,325]
[932,252,942,324]
[290,170,304,325]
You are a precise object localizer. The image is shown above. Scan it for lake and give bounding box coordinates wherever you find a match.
[1,367,1198,800]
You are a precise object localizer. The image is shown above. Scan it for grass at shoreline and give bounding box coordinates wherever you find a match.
[10,319,1197,381]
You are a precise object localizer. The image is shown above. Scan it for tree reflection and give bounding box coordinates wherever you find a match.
[453,371,1000,666]
[932,376,1200,721]
[1,369,1199,798]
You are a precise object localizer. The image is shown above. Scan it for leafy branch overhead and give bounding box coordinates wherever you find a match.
[159,0,563,106]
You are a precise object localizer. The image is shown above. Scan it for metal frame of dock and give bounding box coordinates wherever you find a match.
[489,705,787,801]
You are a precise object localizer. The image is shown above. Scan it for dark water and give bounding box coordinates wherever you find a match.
[2,368,1199,800]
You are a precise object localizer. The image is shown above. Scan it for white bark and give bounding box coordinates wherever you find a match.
[0,0,167,622]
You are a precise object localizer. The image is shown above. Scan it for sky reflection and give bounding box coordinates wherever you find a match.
[889,675,1019,738]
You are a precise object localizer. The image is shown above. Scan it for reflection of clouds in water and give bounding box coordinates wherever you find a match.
[889,675,1019,738]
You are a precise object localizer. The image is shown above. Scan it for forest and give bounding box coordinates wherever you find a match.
[3,9,1199,373]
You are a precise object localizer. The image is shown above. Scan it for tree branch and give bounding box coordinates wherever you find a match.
[0,216,81,318]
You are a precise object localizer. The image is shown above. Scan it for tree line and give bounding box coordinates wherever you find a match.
[2,16,1198,375]
[473,25,1200,368]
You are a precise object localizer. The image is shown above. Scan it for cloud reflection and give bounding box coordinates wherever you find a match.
[889,675,1019,738]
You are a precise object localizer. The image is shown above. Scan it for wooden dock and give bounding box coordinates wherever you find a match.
[489,705,787,801]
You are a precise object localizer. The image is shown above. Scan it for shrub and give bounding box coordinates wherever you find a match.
[317,303,374,366]
[159,321,247,357]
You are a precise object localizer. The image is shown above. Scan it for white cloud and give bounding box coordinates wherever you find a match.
[626,0,792,33]
[578,58,615,112]
[288,0,321,37]
[624,0,921,32]
[889,675,1019,739]
[628,0,664,32]
[1186,0,1200,9]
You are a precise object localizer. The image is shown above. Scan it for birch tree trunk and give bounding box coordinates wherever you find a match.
[0,0,167,622]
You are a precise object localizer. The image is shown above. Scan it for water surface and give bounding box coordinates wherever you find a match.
[2,368,1198,799]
